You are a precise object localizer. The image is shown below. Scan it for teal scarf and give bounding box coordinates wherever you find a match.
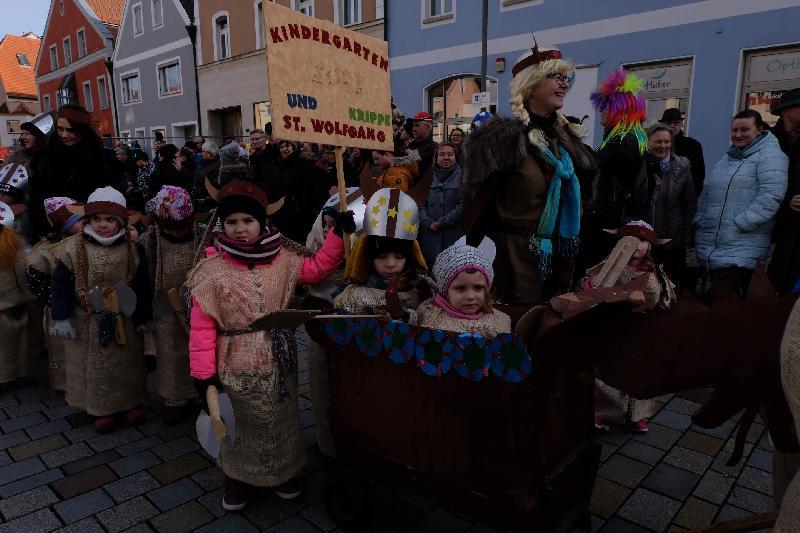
[528,144,581,279]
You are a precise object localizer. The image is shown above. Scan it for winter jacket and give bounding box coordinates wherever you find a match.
[375,150,420,192]
[591,132,647,225]
[767,120,800,294]
[409,135,438,178]
[419,164,464,266]
[651,154,697,248]
[188,231,344,379]
[674,132,706,195]
[694,132,788,270]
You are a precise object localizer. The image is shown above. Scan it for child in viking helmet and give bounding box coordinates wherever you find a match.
[0,202,38,387]
[141,185,198,425]
[25,197,83,391]
[187,178,352,510]
[334,187,429,322]
[586,220,676,433]
[0,163,32,248]
[49,187,152,433]
[416,239,511,339]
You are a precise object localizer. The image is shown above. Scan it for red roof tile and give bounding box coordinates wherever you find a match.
[0,34,41,99]
[85,0,125,26]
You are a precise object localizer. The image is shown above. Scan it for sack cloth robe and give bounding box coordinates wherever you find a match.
[776,299,800,531]
[0,251,38,383]
[50,234,150,416]
[143,228,197,402]
[187,231,344,487]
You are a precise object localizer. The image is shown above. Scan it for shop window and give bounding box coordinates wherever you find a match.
[742,46,800,127]
[425,74,498,142]
[254,101,273,131]
[626,59,693,131]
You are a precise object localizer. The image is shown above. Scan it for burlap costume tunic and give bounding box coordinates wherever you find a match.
[187,249,305,487]
[777,299,800,531]
[51,234,145,415]
[588,264,676,424]
[415,299,512,339]
[0,252,37,383]
[334,284,422,322]
[143,229,196,401]
[25,240,66,390]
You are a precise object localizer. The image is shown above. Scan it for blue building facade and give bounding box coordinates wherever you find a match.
[387,0,800,174]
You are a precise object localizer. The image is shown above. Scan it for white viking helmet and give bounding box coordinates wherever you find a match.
[322,187,366,233]
[364,187,419,241]
[0,164,29,194]
[0,201,17,228]
[22,112,55,137]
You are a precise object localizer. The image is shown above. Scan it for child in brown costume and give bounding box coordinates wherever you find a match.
[585,220,676,434]
[142,185,198,424]
[49,187,152,433]
[0,202,38,387]
[416,240,511,338]
[25,197,83,391]
[188,179,352,510]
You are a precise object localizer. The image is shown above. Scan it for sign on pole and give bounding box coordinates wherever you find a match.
[263,2,393,151]
[472,91,490,112]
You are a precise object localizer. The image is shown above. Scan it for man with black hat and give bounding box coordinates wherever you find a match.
[767,88,800,297]
[661,108,705,195]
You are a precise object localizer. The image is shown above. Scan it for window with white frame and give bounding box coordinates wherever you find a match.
[296,0,314,17]
[97,76,109,109]
[157,60,182,96]
[134,127,146,146]
[76,28,86,57]
[121,71,141,104]
[341,0,361,25]
[376,0,384,19]
[214,15,231,60]
[6,120,21,134]
[501,0,543,7]
[152,0,163,28]
[43,94,51,112]
[427,0,453,18]
[133,3,144,36]
[63,37,72,65]
[82,81,93,112]
[255,2,265,49]
[49,45,58,70]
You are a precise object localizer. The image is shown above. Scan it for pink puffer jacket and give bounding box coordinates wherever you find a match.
[189,232,344,379]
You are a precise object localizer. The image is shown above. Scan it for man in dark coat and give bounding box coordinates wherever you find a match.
[409,112,438,178]
[661,108,705,195]
[767,89,800,295]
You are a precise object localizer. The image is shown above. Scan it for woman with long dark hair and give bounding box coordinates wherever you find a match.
[39,105,123,204]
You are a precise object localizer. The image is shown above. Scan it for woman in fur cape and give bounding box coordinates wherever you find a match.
[461,42,599,307]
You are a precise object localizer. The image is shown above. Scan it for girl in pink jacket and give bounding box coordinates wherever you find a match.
[187,178,353,511]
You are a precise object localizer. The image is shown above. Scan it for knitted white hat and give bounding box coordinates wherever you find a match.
[433,242,494,295]
[84,186,127,218]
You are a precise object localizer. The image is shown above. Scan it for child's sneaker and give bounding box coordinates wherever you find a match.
[594,416,610,432]
[223,476,249,511]
[273,478,302,500]
[94,415,117,433]
[632,419,649,433]
[123,407,146,426]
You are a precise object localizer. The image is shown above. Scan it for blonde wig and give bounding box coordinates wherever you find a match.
[509,49,585,152]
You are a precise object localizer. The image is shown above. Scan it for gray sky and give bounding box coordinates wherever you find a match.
[1,0,52,38]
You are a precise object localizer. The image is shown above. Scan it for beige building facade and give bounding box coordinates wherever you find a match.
[195,0,384,142]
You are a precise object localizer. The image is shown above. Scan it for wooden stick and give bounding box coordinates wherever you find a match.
[104,288,127,345]
[334,147,351,256]
[166,288,190,336]
[206,385,227,442]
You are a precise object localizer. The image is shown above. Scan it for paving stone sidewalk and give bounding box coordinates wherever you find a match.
[0,331,776,532]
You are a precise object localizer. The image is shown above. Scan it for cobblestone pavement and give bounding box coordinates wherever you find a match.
[0,332,775,532]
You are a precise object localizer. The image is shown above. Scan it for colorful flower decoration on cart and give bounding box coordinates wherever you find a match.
[354,317,383,357]
[383,320,415,364]
[452,332,492,382]
[490,333,533,383]
[415,328,456,377]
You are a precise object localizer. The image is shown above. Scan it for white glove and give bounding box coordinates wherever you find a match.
[50,320,77,339]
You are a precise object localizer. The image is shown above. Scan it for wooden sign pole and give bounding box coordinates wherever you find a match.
[335,147,351,255]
